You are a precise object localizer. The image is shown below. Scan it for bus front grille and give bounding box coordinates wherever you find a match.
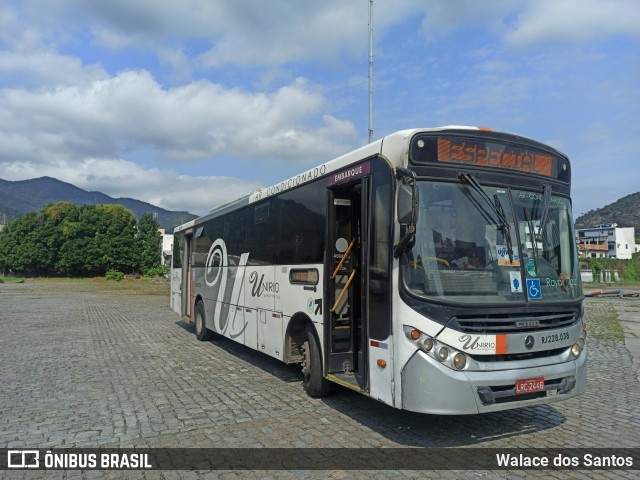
[450,311,578,334]
[468,347,566,362]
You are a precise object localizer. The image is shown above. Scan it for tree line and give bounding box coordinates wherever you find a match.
[0,202,164,277]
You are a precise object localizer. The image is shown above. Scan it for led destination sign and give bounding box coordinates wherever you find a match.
[437,137,554,177]
[411,134,569,181]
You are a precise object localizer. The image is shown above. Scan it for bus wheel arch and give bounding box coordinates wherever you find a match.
[284,313,312,364]
[285,313,330,398]
[302,324,331,397]
[194,297,214,341]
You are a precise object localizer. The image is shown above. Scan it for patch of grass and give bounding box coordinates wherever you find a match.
[26,276,170,296]
[584,299,625,341]
[99,276,170,296]
[26,277,89,283]
[0,277,25,283]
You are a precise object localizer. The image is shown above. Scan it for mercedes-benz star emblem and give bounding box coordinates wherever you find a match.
[524,335,535,350]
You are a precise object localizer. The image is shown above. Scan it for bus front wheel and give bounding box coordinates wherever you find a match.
[301,326,330,398]
[194,301,214,341]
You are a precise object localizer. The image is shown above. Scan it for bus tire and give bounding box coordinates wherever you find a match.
[194,300,214,341]
[301,325,330,398]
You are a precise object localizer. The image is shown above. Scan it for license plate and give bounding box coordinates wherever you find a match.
[515,377,545,394]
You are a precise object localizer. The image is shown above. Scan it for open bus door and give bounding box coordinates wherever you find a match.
[326,177,369,392]
[181,233,193,319]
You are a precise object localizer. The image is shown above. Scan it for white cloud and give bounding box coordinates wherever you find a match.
[0,66,359,213]
[196,3,368,68]
[1,157,261,215]
[0,70,358,166]
[419,0,519,35]
[8,1,640,74]
[8,0,431,70]
[32,0,371,68]
[0,51,107,88]
[505,0,640,48]
[0,4,45,51]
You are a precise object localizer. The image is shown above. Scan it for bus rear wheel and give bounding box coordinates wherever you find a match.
[194,301,214,341]
[301,326,330,398]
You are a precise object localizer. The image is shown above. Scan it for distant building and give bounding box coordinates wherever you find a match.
[576,223,638,260]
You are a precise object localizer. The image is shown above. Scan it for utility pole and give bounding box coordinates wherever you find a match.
[368,0,374,143]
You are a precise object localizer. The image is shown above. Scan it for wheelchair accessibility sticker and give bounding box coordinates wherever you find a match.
[526,279,542,300]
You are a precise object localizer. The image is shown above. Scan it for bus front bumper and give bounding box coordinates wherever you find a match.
[400,343,587,415]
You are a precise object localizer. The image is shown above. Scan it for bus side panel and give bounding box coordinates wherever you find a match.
[368,335,394,406]
[244,307,258,350]
[243,265,282,359]
[258,309,284,360]
[274,264,324,324]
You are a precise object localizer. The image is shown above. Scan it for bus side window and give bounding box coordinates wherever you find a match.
[224,209,247,264]
[247,201,277,265]
[277,181,326,264]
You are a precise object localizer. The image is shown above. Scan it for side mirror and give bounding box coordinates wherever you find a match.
[397,184,419,226]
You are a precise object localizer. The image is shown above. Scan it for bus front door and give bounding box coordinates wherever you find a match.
[326,179,368,391]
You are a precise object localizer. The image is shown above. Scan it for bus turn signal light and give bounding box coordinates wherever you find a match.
[453,353,467,370]
[377,359,387,368]
[409,329,421,340]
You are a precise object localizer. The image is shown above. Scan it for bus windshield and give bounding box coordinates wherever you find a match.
[402,181,581,304]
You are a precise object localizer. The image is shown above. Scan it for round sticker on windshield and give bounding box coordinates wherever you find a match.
[335,238,349,253]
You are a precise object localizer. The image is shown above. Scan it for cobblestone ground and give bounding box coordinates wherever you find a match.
[1,280,639,479]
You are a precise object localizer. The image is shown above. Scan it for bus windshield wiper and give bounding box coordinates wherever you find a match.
[458,172,514,263]
[538,183,552,235]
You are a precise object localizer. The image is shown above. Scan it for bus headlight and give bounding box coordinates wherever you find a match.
[453,353,467,370]
[572,331,587,358]
[403,325,470,370]
[571,343,582,358]
[437,347,449,362]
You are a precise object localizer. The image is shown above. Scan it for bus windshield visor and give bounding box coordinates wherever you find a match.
[401,181,582,304]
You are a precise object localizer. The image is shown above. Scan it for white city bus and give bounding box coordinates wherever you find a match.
[170,126,587,414]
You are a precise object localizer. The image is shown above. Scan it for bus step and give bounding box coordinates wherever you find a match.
[332,328,351,337]
[326,373,368,394]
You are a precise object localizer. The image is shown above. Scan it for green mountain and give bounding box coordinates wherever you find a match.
[0,176,196,232]
[575,192,640,233]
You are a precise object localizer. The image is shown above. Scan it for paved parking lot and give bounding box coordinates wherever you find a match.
[1,280,639,479]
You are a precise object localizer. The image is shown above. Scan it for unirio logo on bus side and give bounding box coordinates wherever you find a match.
[249,271,280,298]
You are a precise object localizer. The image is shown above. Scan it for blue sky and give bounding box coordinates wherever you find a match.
[0,0,639,218]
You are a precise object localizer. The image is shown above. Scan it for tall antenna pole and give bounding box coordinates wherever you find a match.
[368,0,374,143]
